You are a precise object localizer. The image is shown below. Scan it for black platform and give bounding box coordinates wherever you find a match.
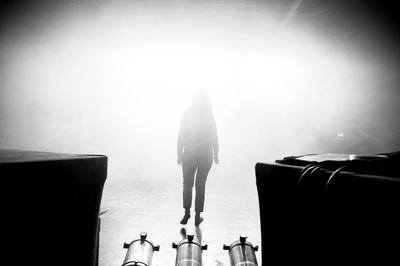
[256,153,400,265]
[0,149,108,266]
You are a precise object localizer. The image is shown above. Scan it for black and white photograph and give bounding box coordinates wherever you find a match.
[1,1,400,265]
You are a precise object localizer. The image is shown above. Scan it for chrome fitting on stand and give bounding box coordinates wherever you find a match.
[172,233,207,266]
[122,232,160,266]
[223,235,259,266]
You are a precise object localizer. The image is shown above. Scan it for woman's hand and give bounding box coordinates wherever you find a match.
[177,156,183,165]
[214,155,219,164]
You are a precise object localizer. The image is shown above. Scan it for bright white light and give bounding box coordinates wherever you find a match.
[2,2,383,179]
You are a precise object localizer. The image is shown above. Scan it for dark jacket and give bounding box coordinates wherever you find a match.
[177,107,219,158]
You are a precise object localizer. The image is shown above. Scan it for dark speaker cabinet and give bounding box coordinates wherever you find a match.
[0,149,107,266]
[256,154,400,265]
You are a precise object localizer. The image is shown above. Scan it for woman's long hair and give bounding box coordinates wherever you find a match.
[191,90,212,112]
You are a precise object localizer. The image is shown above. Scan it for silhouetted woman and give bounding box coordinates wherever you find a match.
[177,90,219,226]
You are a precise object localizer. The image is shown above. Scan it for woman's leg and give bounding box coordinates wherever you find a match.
[194,155,213,225]
[181,153,197,224]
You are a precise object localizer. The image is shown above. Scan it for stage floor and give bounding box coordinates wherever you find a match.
[99,172,261,266]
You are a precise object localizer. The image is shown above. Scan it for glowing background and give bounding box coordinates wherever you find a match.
[1,1,400,265]
[2,1,399,185]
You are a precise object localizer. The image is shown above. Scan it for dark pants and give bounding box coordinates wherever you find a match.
[182,152,213,212]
